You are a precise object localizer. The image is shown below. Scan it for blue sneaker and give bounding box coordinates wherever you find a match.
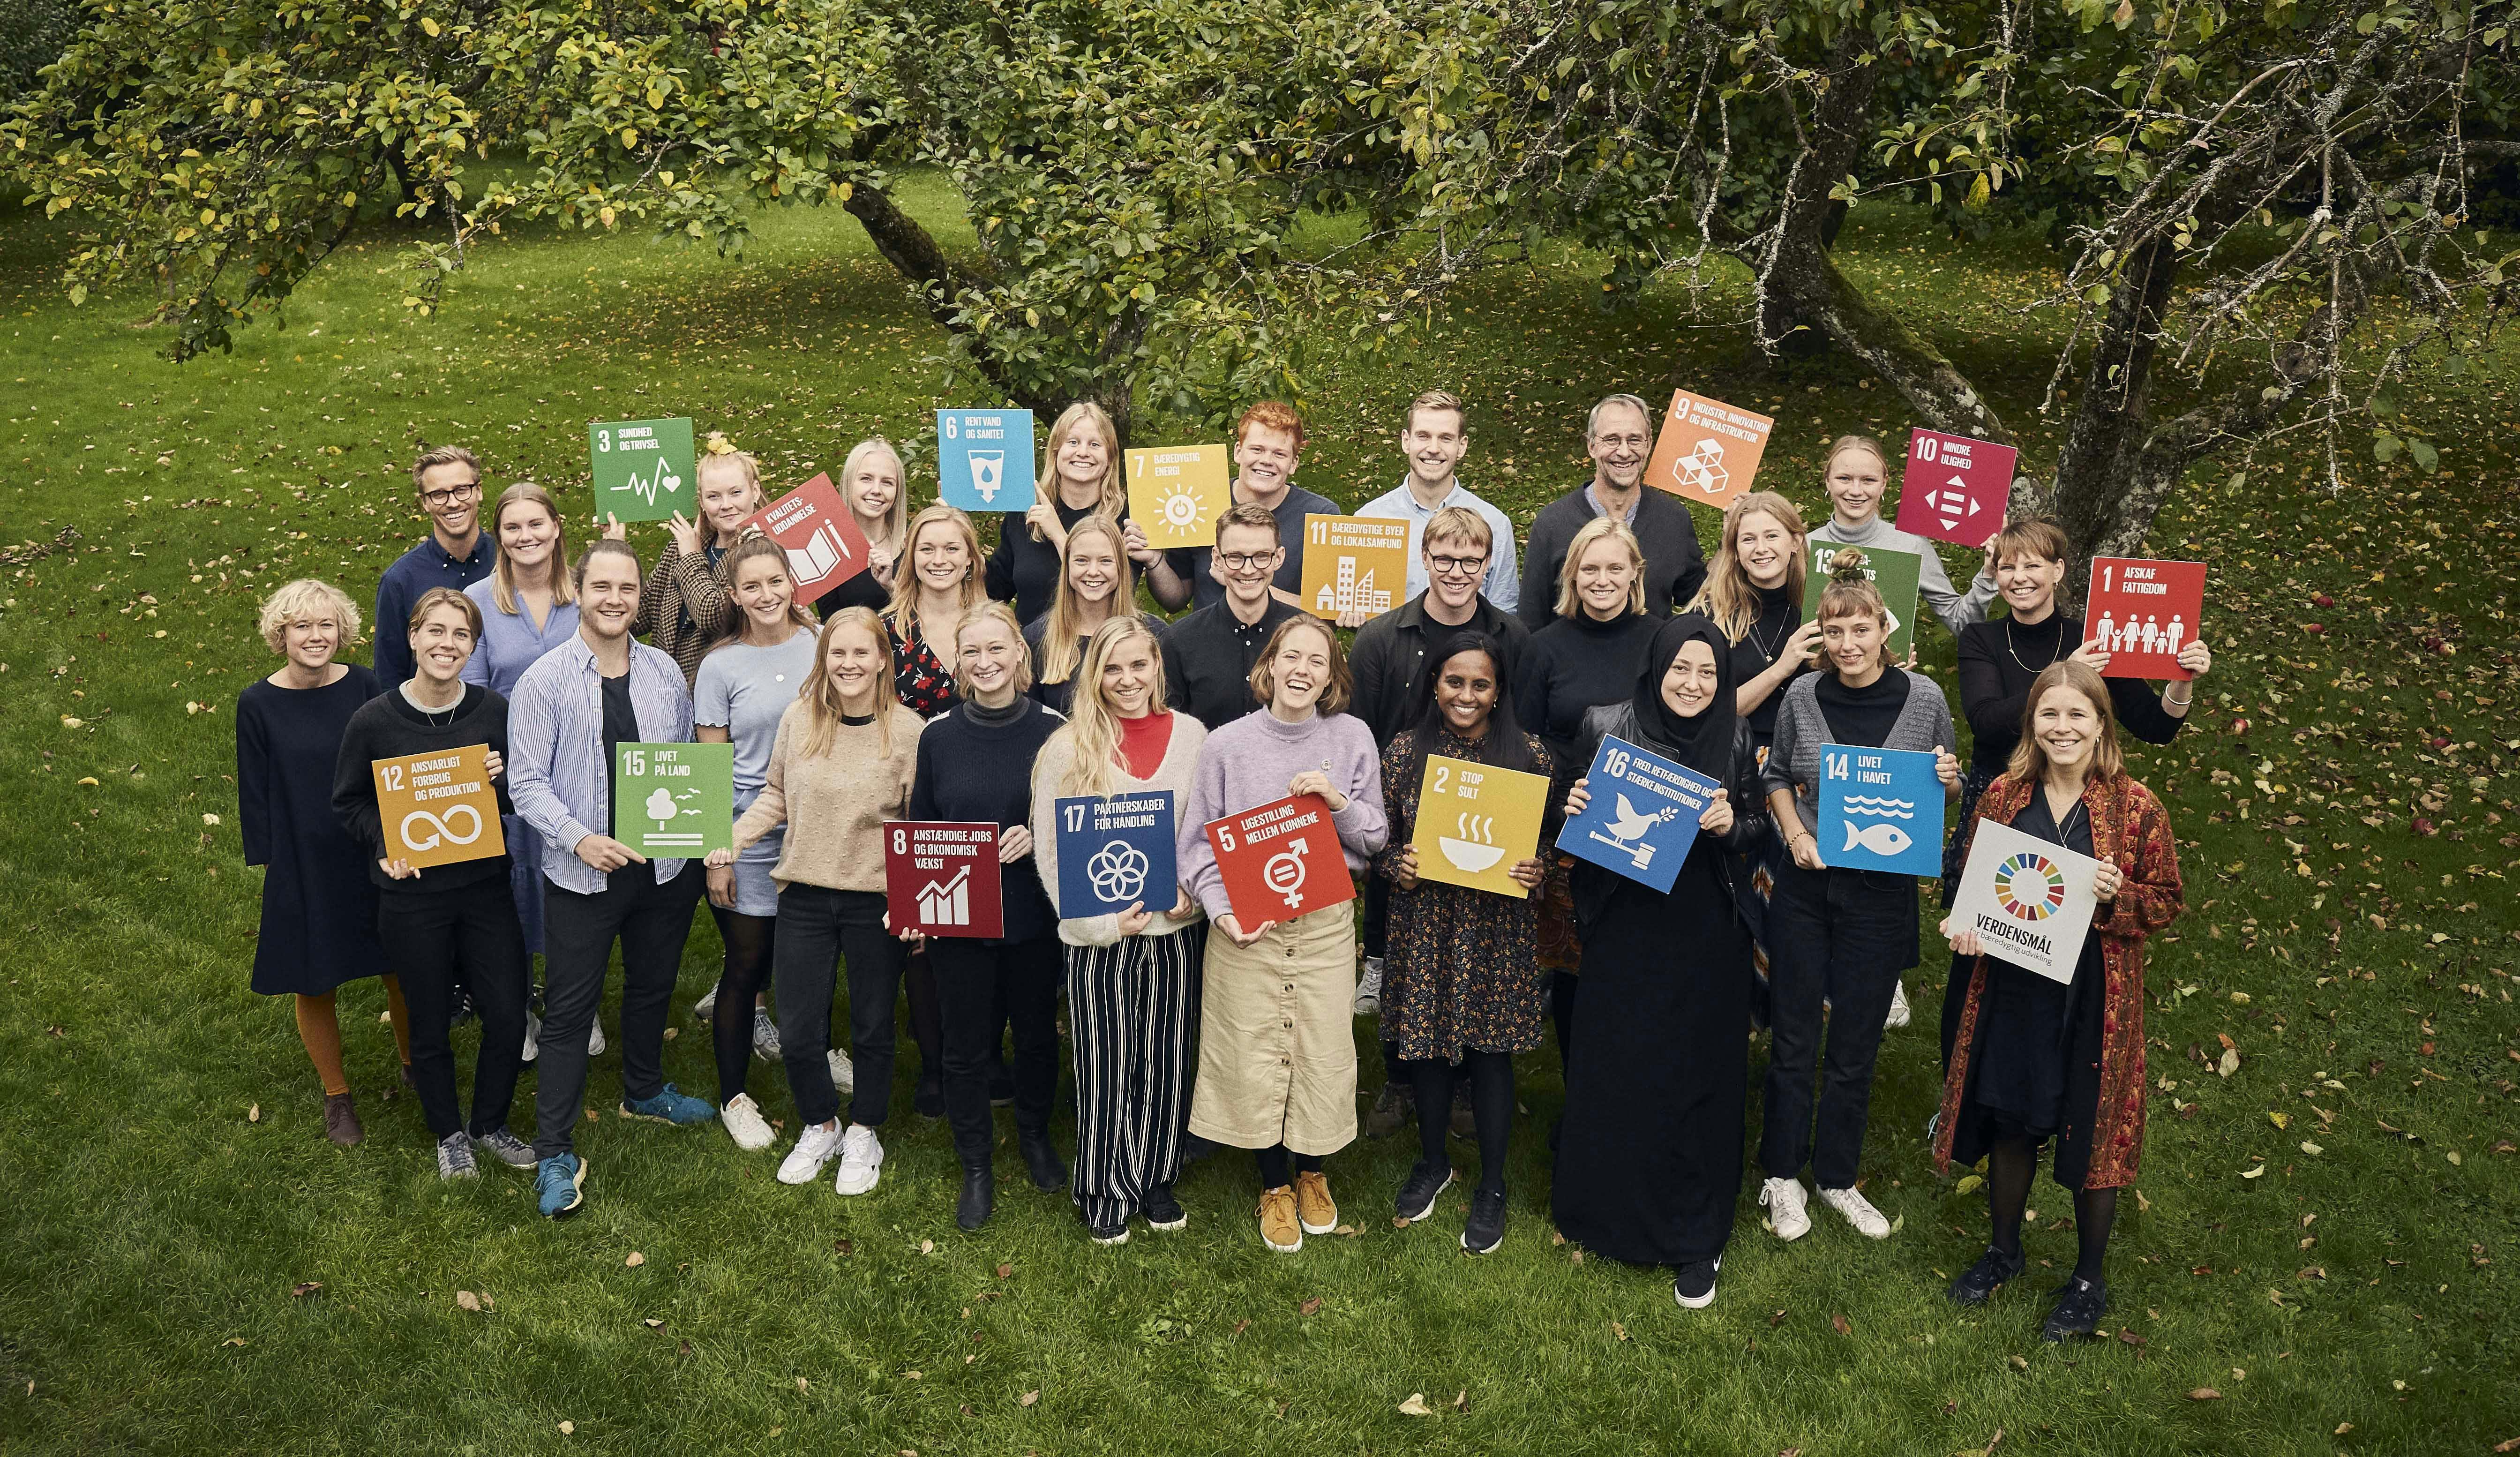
[535,1153,586,1218]
[620,1083,714,1126]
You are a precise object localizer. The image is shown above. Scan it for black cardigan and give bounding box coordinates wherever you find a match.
[906,699,1063,944]
[330,683,514,894]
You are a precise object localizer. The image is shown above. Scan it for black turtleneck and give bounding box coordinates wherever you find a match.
[1516,609,1664,788]
[905,695,1060,943]
[1814,665,1911,748]
[1731,582,1807,743]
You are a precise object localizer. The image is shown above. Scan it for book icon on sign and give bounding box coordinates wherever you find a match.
[785,521,855,583]
[918,864,973,925]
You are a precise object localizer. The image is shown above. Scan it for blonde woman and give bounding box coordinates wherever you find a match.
[886,503,989,720]
[817,436,913,617]
[1024,515,1155,715]
[609,440,768,677]
[236,578,404,1146]
[712,608,926,1197]
[1807,433,1998,638]
[985,401,1191,620]
[1030,617,1210,1243]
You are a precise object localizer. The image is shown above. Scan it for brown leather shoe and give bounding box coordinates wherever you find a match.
[322,1092,364,1147]
[1293,1169,1338,1235]
[1257,1187,1302,1252]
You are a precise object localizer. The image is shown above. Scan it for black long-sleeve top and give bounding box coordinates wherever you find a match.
[1160,596,1300,731]
[1955,613,2186,774]
[1515,609,1663,792]
[906,697,1062,945]
[331,683,514,894]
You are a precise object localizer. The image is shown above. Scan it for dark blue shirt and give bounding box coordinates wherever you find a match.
[373,532,497,685]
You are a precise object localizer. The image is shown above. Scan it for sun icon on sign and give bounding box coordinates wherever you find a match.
[1157,479,1208,540]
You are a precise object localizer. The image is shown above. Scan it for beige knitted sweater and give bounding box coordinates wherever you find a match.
[732,701,925,892]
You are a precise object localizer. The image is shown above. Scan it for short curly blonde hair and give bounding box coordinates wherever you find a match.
[258,578,361,654]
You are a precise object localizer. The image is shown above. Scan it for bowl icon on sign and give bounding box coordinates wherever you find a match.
[1438,811,1505,873]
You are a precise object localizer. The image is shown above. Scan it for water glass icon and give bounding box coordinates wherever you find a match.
[968,450,1006,503]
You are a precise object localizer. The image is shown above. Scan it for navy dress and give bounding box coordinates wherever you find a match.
[236,667,387,995]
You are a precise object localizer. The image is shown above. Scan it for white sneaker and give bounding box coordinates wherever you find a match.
[1354,955,1385,1016]
[834,1125,884,1196]
[719,1093,774,1152]
[778,1120,844,1185]
[520,1011,541,1063]
[826,1048,855,1095]
[587,1021,607,1058]
[1761,1176,1812,1241]
[1883,981,1912,1030]
[1819,1185,1892,1239]
[693,984,719,1023]
[752,1006,782,1060]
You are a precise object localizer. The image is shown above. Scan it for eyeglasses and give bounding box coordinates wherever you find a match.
[1428,553,1488,577]
[1590,433,1650,450]
[419,482,482,508]
[1216,551,1277,572]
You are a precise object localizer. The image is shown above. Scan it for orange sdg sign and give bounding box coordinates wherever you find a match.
[371,744,505,870]
[1643,389,1775,511]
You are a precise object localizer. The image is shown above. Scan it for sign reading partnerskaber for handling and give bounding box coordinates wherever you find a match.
[611,742,733,859]
[589,417,697,524]
[371,744,506,870]
[1949,818,2101,983]
[1053,790,1179,916]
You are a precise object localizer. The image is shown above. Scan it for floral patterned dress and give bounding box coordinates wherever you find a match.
[1373,728,1556,1063]
[885,610,961,720]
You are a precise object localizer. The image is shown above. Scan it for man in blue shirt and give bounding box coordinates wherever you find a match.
[374,445,496,684]
[1355,390,1520,613]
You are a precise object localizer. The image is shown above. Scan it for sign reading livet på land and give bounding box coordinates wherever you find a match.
[1052,790,1179,917]
[885,821,1004,939]
[742,473,871,600]
[611,742,733,859]
[1949,818,2100,983]
[1408,755,1549,898]
[589,417,697,524]
[2083,556,2208,681]
[1125,444,1231,550]
[1204,793,1354,927]
[371,744,506,870]
[1894,428,2017,548]
[1815,744,1944,877]
[1643,389,1775,511]
[936,409,1036,514]
[1298,514,1410,620]
[1553,735,1721,894]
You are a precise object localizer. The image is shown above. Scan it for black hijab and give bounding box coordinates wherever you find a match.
[1630,612,1738,779]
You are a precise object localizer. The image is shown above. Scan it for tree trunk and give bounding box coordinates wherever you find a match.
[840,180,1065,419]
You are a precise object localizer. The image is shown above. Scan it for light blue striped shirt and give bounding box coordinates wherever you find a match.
[506,632,694,894]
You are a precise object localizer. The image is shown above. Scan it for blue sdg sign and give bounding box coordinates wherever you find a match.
[1815,745,1945,876]
[1053,789,1178,916]
[936,408,1037,513]
[1553,735,1722,894]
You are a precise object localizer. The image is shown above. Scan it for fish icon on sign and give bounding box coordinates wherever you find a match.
[1842,821,1913,857]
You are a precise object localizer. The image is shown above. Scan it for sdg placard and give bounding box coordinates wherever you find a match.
[1553,734,1721,893]
[1815,744,1944,877]
[611,742,732,859]
[1053,790,1179,917]
[590,417,697,524]
[936,409,1037,514]
[371,744,506,871]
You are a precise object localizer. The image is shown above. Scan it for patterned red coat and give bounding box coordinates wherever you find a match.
[1933,771,2184,1189]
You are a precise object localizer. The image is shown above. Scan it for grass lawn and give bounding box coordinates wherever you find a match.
[0,176,2514,1456]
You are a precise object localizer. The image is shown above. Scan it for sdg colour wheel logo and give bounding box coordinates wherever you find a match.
[1992,852,2069,921]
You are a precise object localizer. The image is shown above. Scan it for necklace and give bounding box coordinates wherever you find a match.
[2003,615,2068,675]
[1747,600,1796,662]
[400,680,460,728]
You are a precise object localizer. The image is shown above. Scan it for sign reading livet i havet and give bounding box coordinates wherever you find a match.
[589,417,697,524]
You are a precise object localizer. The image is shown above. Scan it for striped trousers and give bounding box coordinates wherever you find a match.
[1067,925,1206,1230]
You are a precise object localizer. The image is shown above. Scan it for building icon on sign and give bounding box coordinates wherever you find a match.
[916,864,972,926]
[1316,555,1393,616]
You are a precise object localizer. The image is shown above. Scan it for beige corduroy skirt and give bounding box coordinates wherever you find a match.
[1186,905,1358,1157]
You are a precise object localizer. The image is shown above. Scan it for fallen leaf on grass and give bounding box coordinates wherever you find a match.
[1230,1319,1250,1337]
[1771,1309,1788,1328]
[455,1290,489,1312]
[2188,1388,2221,1401]
[1397,1393,1433,1417]
[833,1239,852,1256]
[643,1318,665,1330]
[248,1104,260,1123]
[997,1263,1013,1279]
[1334,1224,1358,1237]
[1831,1313,1852,1336]
[2008,1355,2028,1371]
[221,1337,247,1347]
[1955,1174,1983,1195]
[291,1281,322,1298]
[1611,1321,1628,1341]
[558,1420,576,1434]
[1299,1296,1322,1317]
[1020,1390,1038,1408]
[919,1240,934,1255]
[624,1252,645,1268]
[1551,1231,1566,1246]
[1452,1391,1467,1412]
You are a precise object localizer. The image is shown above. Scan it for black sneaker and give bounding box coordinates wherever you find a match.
[1460,1188,1507,1254]
[1673,1256,1720,1309]
[1948,1246,2026,1307]
[2042,1277,2108,1342]
[447,988,476,1029]
[1395,1159,1453,1223]
[1142,1182,1187,1232]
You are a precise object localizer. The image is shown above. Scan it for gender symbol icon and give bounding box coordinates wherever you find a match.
[1263,838,1311,911]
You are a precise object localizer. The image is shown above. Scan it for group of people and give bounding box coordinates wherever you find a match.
[234,389,2211,1339]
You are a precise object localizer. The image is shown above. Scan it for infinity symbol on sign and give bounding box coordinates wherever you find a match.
[400,804,484,852]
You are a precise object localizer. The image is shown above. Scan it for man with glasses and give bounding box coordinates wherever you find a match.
[374,445,497,684]
[1355,391,1518,613]
[1161,503,1300,729]
[1163,401,1338,612]
[1515,394,1706,631]
[1344,506,1530,1108]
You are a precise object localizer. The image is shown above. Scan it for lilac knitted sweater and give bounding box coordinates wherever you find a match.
[1178,707,1389,921]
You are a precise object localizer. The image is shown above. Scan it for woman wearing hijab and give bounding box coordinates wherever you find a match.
[1551,616,1771,1309]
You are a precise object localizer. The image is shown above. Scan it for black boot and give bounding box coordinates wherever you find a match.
[956,1156,995,1231]
[1019,1129,1068,1192]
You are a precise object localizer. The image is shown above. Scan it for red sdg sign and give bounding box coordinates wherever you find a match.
[1895,428,2018,547]
[740,473,872,600]
[2082,557,2209,681]
[1203,793,1355,928]
[884,821,1003,938]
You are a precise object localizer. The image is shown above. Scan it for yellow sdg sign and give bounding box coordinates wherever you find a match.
[1408,754,1549,898]
[1125,443,1230,549]
[1298,514,1409,620]
[371,745,506,870]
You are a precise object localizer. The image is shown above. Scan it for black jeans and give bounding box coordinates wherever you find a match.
[1758,864,1914,1189]
[532,864,705,1160]
[928,935,1063,1162]
[772,885,905,1129]
[378,886,530,1141]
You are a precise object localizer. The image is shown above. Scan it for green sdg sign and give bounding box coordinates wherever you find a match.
[612,742,733,858]
[589,417,697,524]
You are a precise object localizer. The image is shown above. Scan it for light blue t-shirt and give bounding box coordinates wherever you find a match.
[693,628,819,797]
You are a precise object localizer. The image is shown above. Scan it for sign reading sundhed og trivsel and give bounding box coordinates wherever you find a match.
[1815,745,1943,877]
[936,409,1036,513]
[611,741,733,858]
[589,417,697,524]
[1553,735,1721,894]
[1053,790,1179,916]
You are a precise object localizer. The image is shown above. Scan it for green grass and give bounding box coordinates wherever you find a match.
[1,180,2515,1457]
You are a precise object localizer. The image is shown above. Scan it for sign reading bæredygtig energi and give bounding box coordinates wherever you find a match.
[1053,790,1178,916]
[1815,744,1944,876]
[936,409,1037,513]
[1553,734,1722,894]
